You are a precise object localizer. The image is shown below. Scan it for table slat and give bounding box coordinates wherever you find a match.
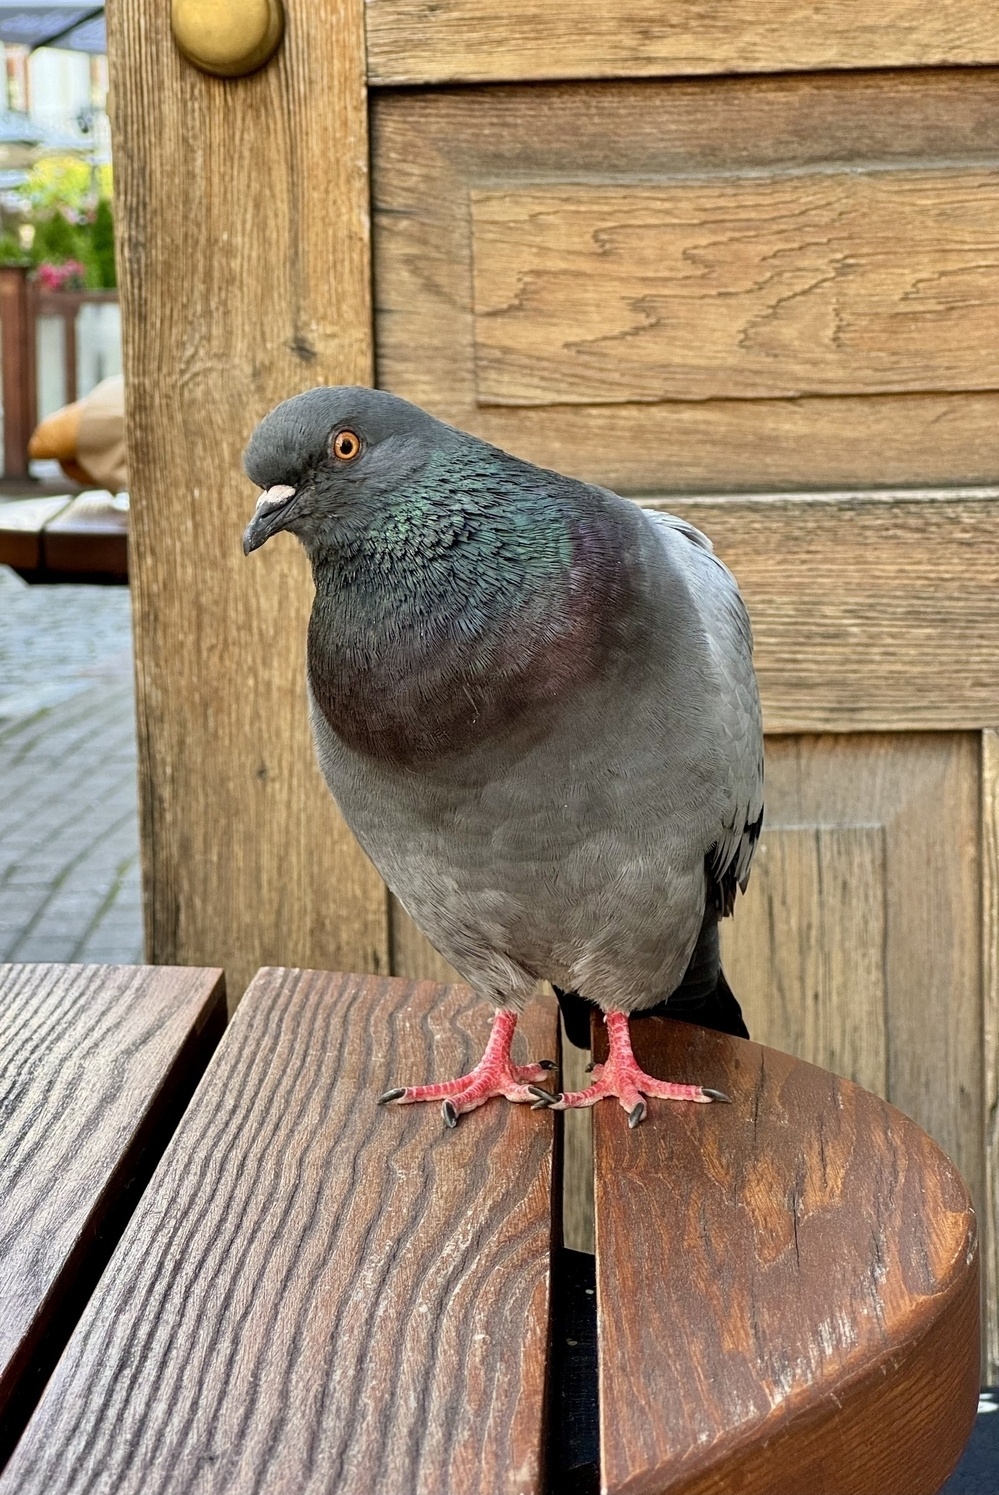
[0,963,226,1461]
[0,970,558,1495]
[42,493,128,581]
[593,1018,979,1495]
[0,497,72,571]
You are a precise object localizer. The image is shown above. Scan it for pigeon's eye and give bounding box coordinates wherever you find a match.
[331,429,362,462]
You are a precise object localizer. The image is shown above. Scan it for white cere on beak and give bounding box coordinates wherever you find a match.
[255,484,296,514]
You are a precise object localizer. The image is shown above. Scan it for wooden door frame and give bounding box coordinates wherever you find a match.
[106,0,384,1001]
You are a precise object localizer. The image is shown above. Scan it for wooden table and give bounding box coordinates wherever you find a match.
[0,494,128,583]
[0,966,980,1494]
[0,964,225,1464]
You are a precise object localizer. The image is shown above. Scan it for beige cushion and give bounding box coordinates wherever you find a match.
[76,375,127,492]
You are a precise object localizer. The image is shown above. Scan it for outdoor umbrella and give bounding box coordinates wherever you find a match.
[0,3,104,54]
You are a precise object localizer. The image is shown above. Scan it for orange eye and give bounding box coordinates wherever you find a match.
[331,429,362,462]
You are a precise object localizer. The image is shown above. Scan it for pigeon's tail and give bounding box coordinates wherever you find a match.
[554,905,750,1049]
[660,907,750,1040]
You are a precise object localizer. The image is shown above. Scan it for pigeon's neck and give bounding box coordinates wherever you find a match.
[307,463,634,766]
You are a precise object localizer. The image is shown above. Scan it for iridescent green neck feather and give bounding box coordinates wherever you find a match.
[306,449,633,766]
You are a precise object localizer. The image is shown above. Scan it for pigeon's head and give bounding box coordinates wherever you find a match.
[242,386,444,558]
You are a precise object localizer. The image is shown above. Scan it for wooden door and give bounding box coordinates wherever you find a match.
[107,1,999,1377]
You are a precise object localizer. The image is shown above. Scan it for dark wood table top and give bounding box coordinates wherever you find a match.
[0,494,127,583]
[0,963,225,1463]
[0,967,980,1494]
[0,969,559,1495]
[594,1016,980,1495]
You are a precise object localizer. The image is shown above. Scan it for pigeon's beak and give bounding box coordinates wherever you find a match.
[242,484,299,555]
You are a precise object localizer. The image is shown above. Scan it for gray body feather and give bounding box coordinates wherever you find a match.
[308,492,762,1014]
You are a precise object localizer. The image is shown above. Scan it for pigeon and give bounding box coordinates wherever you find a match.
[243,387,763,1127]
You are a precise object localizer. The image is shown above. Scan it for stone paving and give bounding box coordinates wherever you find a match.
[0,563,143,964]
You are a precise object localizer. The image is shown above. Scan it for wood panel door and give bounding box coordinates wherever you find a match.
[107,1,998,1377]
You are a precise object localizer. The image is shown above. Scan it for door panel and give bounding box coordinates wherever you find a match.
[720,734,983,1218]
[471,172,999,405]
[723,822,889,1096]
[644,493,999,733]
[366,0,999,86]
[372,70,999,491]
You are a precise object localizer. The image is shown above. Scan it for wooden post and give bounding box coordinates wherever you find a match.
[983,728,999,1384]
[0,266,36,480]
[105,0,388,998]
[63,306,77,405]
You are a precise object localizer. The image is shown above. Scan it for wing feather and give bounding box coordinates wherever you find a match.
[646,509,764,914]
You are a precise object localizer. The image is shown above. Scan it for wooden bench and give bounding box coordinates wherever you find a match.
[0,967,980,1493]
[0,494,128,584]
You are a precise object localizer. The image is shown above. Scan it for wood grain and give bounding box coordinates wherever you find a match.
[983,729,999,1384]
[0,964,225,1462]
[722,826,888,1095]
[644,491,999,732]
[0,497,72,572]
[0,267,36,479]
[105,0,387,999]
[592,1018,980,1495]
[373,70,999,491]
[471,172,999,404]
[365,0,999,85]
[43,492,128,581]
[560,1034,594,1255]
[0,971,559,1495]
[720,734,983,1249]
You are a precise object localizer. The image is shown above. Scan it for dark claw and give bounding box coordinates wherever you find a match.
[584,1062,595,1073]
[703,1088,732,1104]
[527,1085,559,1107]
[378,1087,406,1105]
[538,1059,557,1070]
[628,1100,647,1129]
[442,1100,459,1129]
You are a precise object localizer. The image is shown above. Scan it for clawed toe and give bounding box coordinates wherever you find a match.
[379,1009,729,1128]
[553,1012,730,1123]
[377,1017,561,1125]
[527,1084,560,1109]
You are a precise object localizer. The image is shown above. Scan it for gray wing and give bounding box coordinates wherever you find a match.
[646,509,764,914]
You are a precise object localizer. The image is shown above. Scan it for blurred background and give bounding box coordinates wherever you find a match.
[0,3,137,971]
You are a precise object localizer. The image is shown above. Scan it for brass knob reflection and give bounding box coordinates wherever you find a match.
[171,0,285,78]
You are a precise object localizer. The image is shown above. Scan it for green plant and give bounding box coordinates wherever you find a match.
[18,157,113,217]
[92,198,115,288]
[0,231,29,266]
[6,156,117,289]
[33,209,79,262]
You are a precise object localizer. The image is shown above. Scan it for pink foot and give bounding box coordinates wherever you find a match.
[377,1009,557,1127]
[551,1011,729,1128]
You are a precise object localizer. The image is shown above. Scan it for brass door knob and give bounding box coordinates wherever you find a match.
[171,0,285,78]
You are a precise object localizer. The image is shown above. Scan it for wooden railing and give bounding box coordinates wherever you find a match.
[0,265,118,480]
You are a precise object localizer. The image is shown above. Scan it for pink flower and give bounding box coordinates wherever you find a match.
[35,260,87,291]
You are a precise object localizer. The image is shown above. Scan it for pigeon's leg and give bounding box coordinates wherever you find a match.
[551,1011,728,1128]
[378,1008,557,1126]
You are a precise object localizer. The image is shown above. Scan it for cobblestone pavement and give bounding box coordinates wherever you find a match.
[0,564,143,964]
